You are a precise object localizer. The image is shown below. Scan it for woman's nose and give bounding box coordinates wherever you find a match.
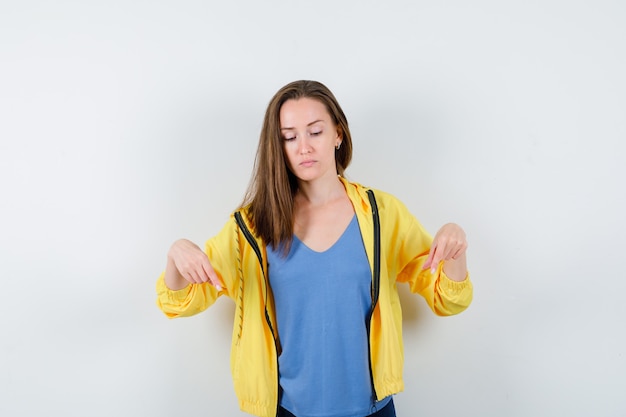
[298,138,311,154]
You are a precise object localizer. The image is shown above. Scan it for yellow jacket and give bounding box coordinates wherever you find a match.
[156,177,473,417]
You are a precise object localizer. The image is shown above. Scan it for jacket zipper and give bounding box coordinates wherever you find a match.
[234,211,280,416]
[366,189,381,403]
[234,212,276,338]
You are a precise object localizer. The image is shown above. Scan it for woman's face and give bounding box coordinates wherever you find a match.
[279,97,341,183]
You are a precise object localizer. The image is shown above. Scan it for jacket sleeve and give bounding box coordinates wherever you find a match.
[387,198,473,316]
[156,215,241,318]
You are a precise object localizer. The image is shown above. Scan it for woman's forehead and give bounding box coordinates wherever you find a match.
[280,98,331,127]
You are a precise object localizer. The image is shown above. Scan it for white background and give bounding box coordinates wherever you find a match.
[1,1,625,416]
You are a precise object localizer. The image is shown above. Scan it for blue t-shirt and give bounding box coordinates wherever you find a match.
[267,215,391,417]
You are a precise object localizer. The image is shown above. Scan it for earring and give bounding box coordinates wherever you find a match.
[336,142,342,150]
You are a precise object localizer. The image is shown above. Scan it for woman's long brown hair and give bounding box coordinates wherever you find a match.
[240,80,353,253]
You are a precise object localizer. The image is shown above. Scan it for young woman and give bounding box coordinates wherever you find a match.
[156,80,473,417]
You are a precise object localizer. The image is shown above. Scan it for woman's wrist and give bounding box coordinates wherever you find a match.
[442,254,468,282]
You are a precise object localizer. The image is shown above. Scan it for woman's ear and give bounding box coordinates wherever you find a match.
[335,126,343,149]
[336,125,343,140]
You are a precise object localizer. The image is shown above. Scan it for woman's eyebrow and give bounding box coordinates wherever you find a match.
[280,120,325,130]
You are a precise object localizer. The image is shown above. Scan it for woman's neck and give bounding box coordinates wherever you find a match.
[296,175,345,207]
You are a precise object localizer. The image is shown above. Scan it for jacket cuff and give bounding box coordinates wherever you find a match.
[156,273,192,302]
[439,269,471,294]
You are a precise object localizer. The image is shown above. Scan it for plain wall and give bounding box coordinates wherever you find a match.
[1,1,625,416]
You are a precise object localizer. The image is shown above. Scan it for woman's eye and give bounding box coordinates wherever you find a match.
[284,136,296,141]
[311,131,322,136]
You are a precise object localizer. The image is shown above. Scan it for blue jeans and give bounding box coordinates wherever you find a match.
[277,397,396,417]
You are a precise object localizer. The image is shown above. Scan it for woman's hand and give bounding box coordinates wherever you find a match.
[165,239,222,291]
[423,223,468,281]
